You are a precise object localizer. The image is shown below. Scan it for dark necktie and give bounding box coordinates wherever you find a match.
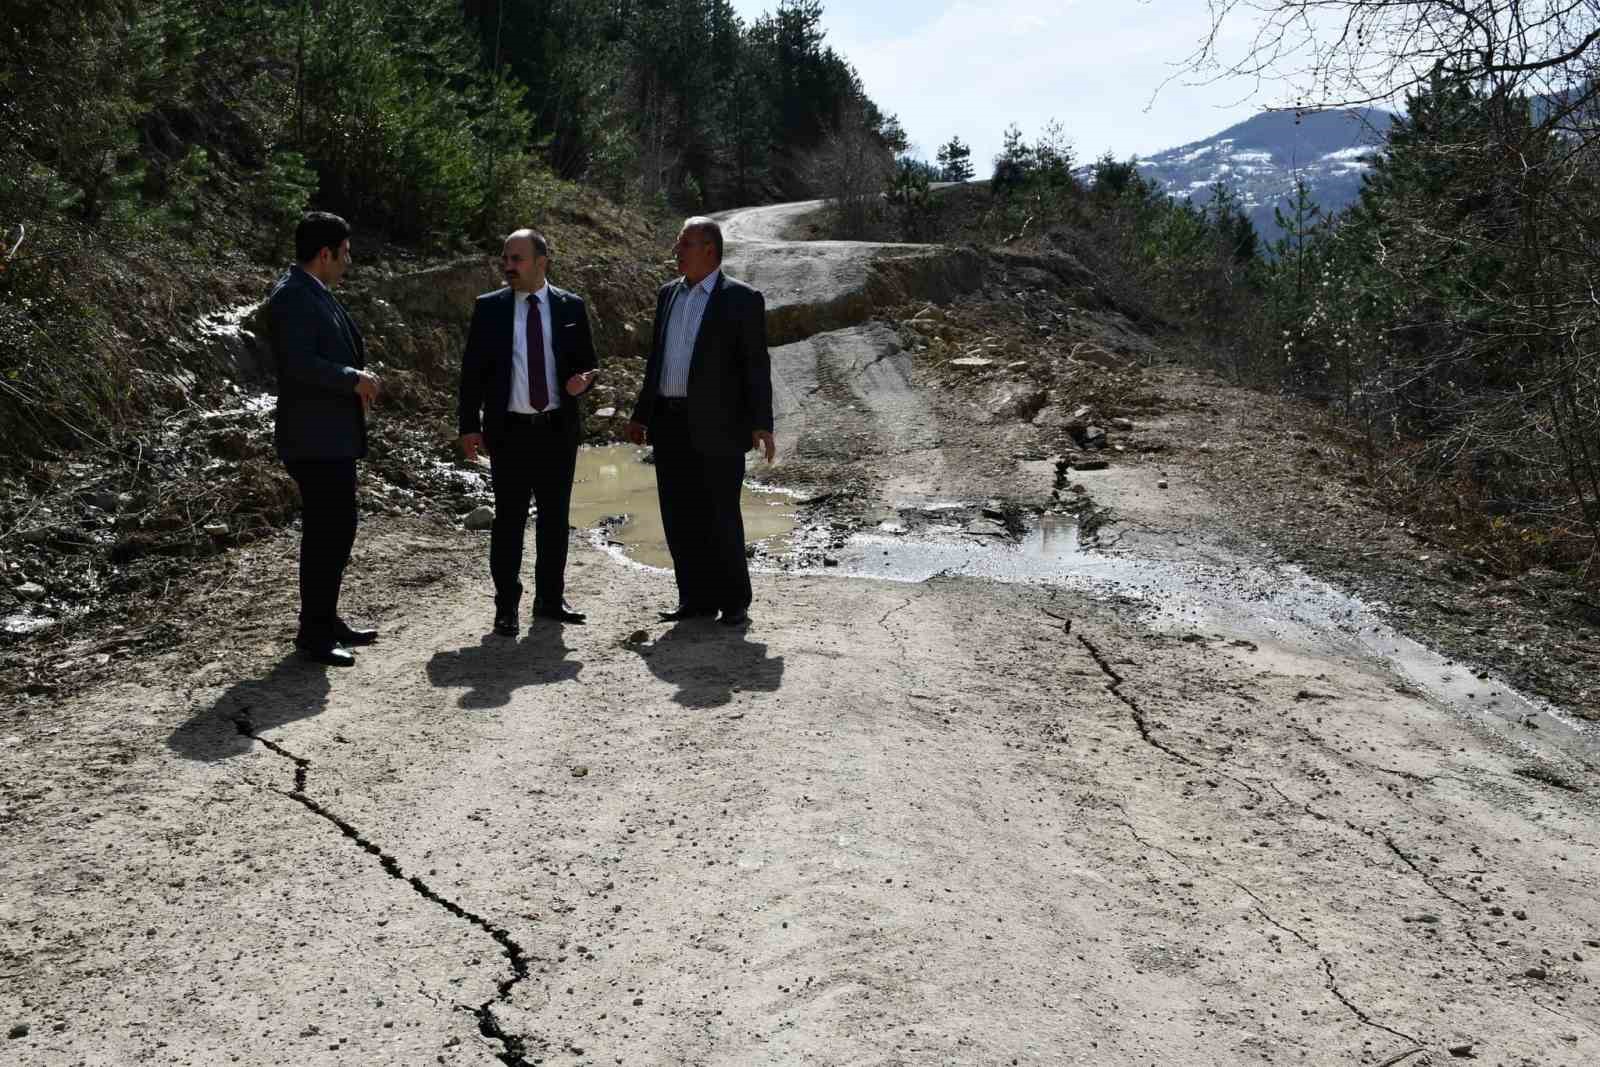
[526,293,549,411]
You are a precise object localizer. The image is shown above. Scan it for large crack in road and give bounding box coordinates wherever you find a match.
[232,710,538,1065]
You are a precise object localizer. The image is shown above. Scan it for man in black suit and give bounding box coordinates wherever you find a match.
[626,216,775,627]
[459,228,599,634]
[266,212,382,667]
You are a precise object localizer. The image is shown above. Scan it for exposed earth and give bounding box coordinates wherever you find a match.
[3,199,1598,1066]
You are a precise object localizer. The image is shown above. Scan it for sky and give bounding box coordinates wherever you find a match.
[729,0,1288,169]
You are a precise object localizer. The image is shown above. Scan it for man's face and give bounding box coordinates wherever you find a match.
[501,237,547,292]
[673,227,718,283]
[322,239,352,287]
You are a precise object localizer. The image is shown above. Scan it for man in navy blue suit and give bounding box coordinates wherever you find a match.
[266,212,382,667]
[458,229,599,635]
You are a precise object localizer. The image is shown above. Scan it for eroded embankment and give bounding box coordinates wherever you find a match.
[735,242,985,348]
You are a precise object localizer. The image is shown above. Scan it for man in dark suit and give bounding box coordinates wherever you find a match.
[459,228,599,634]
[625,217,775,627]
[266,212,382,667]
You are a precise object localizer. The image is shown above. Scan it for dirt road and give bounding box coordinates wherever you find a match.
[3,202,1599,1067]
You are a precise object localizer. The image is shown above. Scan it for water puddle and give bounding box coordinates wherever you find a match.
[569,445,797,570]
[810,510,1600,767]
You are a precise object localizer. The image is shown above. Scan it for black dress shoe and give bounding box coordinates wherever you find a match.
[492,611,518,636]
[658,605,717,622]
[532,599,587,624]
[295,639,356,667]
[719,609,750,627]
[332,619,378,646]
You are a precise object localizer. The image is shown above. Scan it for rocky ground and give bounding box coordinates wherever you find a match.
[870,277,1600,724]
[3,199,1599,1066]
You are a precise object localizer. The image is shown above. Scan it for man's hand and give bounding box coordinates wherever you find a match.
[565,369,598,397]
[461,433,489,462]
[751,431,776,463]
[353,370,381,410]
[624,420,648,446]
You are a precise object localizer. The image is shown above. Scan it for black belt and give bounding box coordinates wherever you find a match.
[505,409,560,425]
[656,396,689,412]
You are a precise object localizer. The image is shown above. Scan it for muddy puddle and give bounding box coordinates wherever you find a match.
[810,505,1600,768]
[569,445,797,569]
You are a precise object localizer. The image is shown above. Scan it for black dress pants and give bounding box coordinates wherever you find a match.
[489,416,579,611]
[285,459,358,640]
[650,407,750,614]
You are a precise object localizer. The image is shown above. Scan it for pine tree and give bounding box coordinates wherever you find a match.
[936,136,973,182]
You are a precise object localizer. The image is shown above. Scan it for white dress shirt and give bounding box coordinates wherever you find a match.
[510,284,557,413]
[659,269,719,398]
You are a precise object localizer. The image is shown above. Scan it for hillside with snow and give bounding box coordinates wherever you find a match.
[1133,109,1394,245]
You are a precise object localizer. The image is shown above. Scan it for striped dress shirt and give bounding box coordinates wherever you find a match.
[658,269,719,397]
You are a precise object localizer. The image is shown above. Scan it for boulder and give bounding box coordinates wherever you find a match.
[15,581,46,601]
[464,506,495,531]
[989,384,1047,420]
[1032,404,1074,430]
[1069,342,1133,370]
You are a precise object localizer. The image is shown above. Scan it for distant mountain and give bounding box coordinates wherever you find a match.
[1131,108,1395,246]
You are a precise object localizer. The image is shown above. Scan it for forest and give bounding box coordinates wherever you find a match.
[904,0,1600,582]
[0,0,900,459]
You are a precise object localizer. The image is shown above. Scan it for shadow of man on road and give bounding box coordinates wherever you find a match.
[166,653,334,762]
[627,622,784,708]
[425,623,583,710]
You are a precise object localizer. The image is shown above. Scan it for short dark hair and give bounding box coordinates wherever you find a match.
[506,228,550,258]
[683,216,723,261]
[295,212,350,264]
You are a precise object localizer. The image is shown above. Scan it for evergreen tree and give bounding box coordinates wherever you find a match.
[936,136,973,182]
[991,122,1033,195]
[1271,178,1324,307]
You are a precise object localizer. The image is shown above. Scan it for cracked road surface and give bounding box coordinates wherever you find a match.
[4,200,1599,1065]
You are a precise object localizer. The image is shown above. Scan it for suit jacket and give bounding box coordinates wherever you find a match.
[458,284,598,445]
[630,272,774,457]
[266,265,368,462]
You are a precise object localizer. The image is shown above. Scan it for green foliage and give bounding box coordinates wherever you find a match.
[467,0,888,207]
[1090,153,1145,200]
[886,157,937,240]
[936,137,973,182]
[991,123,1033,196]
[985,119,1083,240]
[251,150,320,256]
[292,0,502,241]
[1243,73,1600,569]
